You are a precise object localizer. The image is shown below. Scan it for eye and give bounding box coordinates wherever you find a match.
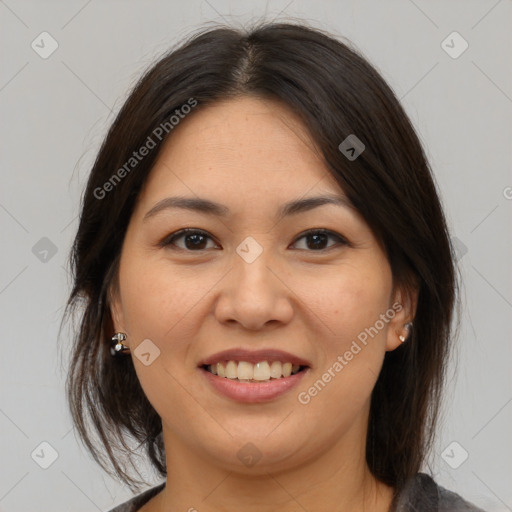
[159,228,348,252]
[291,229,348,251]
[159,229,219,251]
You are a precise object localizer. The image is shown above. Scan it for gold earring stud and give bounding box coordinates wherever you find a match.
[399,322,413,343]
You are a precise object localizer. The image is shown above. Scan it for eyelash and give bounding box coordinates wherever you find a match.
[159,228,349,253]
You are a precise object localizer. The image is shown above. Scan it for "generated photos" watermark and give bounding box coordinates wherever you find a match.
[298,302,403,405]
[94,97,198,200]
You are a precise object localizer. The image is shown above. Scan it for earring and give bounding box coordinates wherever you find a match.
[399,322,413,343]
[110,332,130,356]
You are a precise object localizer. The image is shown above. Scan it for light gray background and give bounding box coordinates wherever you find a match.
[1,1,511,511]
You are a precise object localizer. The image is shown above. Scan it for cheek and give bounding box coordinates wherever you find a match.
[294,273,391,427]
[293,260,392,407]
[118,250,228,364]
[117,254,205,416]
[117,252,195,340]
[299,263,392,408]
[297,261,392,346]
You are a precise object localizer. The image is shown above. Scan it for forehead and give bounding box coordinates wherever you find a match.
[142,96,341,198]
[168,95,318,153]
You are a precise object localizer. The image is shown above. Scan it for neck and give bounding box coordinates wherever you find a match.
[151,420,394,512]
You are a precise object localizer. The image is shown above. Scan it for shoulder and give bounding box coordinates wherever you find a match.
[393,472,487,512]
[107,482,165,512]
[105,474,488,512]
[437,483,488,512]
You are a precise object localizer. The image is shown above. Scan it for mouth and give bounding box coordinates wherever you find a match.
[197,348,311,402]
[198,348,311,382]
[201,361,308,383]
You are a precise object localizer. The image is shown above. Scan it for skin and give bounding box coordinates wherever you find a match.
[110,96,418,512]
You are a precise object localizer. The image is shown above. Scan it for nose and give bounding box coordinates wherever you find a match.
[213,249,294,331]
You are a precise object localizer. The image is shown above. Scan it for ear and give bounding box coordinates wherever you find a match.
[107,278,127,338]
[385,283,418,352]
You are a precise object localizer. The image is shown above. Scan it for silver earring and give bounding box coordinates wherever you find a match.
[110,332,129,356]
[399,322,413,343]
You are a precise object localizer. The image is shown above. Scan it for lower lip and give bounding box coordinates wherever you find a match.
[200,367,309,403]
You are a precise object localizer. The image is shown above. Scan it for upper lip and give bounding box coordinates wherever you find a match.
[198,348,311,367]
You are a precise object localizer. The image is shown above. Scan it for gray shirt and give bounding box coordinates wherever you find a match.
[107,473,487,511]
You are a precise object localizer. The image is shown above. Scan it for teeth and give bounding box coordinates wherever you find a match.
[253,361,270,381]
[270,361,282,378]
[207,361,303,380]
[225,360,238,379]
[237,361,253,380]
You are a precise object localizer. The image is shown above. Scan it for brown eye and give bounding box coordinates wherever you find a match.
[160,229,218,251]
[160,228,348,252]
[292,229,348,251]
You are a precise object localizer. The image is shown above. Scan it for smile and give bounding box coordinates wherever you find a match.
[199,363,309,403]
[204,360,305,382]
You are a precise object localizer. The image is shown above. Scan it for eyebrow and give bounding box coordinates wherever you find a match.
[143,194,356,222]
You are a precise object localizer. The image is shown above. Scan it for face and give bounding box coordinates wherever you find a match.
[110,96,415,475]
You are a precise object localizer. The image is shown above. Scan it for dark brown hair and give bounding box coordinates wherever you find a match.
[62,20,460,496]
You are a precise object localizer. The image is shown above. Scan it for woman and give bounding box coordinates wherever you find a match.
[63,21,486,511]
